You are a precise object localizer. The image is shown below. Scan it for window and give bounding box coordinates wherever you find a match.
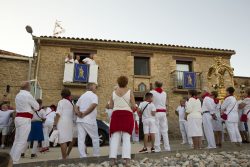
[134,57,150,76]
[73,52,91,64]
[138,82,146,92]
[176,61,193,89]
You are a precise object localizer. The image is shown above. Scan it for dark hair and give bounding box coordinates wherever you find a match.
[211,91,218,98]
[0,152,11,167]
[61,88,71,98]
[144,92,153,99]
[226,87,235,95]
[246,88,250,96]
[188,89,198,97]
[154,81,163,88]
[117,76,128,88]
[36,99,42,105]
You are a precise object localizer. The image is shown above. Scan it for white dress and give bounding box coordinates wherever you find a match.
[56,99,74,144]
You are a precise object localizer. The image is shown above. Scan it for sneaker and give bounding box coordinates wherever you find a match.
[151,147,155,153]
[1,144,5,149]
[139,147,148,153]
[31,154,37,159]
[40,147,49,153]
[21,153,25,158]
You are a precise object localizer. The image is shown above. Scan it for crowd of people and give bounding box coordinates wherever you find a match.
[0,76,250,166]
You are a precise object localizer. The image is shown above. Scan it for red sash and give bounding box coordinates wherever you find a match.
[16,112,33,119]
[110,110,134,136]
[156,109,167,112]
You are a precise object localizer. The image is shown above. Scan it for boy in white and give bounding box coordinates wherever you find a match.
[0,103,15,149]
[75,83,100,158]
[150,81,170,152]
[175,99,192,146]
[138,93,156,153]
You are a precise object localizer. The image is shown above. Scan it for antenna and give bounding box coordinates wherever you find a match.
[53,20,65,36]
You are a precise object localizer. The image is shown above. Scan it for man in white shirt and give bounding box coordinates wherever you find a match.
[74,55,81,64]
[175,99,192,146]
[0,103,15,149]
[75,83,100,158]
[10,81,39,164]
[201,91,216,149]
[65,53,74,63]
[82,54,96,65]
[150,81,170,152]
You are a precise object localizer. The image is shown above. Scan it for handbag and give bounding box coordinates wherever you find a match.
[221,102,237,121]
[240,110,250,122]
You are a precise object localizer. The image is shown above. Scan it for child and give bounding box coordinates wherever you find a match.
[138,92,156,153]
[132,105,140,143]
[175,99,192,146]
[0,103,15,149]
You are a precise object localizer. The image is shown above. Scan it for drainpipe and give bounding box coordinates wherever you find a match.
[34,38,41,98]
[28,58,32,80]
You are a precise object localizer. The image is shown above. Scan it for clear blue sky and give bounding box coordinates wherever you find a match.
[0,0,249,76]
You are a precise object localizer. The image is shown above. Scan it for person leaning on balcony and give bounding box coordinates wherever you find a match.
[65,53,74,63]
[108,76,137,167]
[82,53,96,65]
[74,55,81,64]
[186,89,203,149]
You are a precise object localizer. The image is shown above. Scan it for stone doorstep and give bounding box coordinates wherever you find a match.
[14,145,250,167]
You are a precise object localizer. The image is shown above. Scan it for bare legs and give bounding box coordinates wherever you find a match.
[143,133,155,149]
[214,131,222,147]
[192,136,202,149]
[60,142,72,159]
[1,135,6,148]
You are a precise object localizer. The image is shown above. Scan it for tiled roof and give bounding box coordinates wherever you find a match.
[0,49,29,58]
[39,36,235,53]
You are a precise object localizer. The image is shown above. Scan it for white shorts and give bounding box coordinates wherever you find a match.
[0,127,8,135]
[142,119,156,134]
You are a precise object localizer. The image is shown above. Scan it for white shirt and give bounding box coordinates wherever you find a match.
[176,106,186,121]
[139,101,156,122]
[186,97,202,119]
[15,90,39,114]
[45,107,56,124]
[56,99,74,120]
[112,90,132,112]
[74,59,80,64]
[221,96,238,122]
[32,108,46,121]
[83,57,96,65]
[76,91,98,125]
[242,97,250,118]
[202,96,216,114]
[150,90,167,110]
[65,58,74,63]
[0,110,14,127]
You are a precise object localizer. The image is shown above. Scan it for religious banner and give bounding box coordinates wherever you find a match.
[74,64,89,82]
[183,72,196,89]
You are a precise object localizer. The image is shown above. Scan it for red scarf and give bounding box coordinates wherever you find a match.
[202,92,211,99]
[134,120,139,134]
[64,96,73,105]
[110,110,134,137]
[214,98,219,104]
[155,88,163,93]
[191,96,198,100]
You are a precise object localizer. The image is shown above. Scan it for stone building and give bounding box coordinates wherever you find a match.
[1,36,243,138]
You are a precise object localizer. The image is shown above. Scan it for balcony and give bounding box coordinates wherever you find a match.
[63,63,98,86]
[170,70,202,93]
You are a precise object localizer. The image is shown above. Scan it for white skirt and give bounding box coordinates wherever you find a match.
[187,118,203,137]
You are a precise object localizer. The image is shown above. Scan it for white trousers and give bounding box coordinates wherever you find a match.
[10,117,31,164]
[77,122,100,158]
[179,121,192,144]
[225,122,242,143]
[109,132,131,159]
[154,112,170,152]
[42,122,53,148]
[202,113,216,148]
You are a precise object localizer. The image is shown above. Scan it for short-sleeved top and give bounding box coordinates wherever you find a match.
[186,97,202,119]
[32,108,46,121]
[56,99,74,121]
[221,96,238,122]
[202,96,216,114]
[176,106,186,122]
[150,90,167,110]
[83,58,96,65]
[139,101,156,122]
[0,110,14,127]
[76,91,98,125]
[45,107,56,124]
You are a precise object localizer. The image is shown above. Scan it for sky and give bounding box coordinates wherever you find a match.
[0,0,249,76]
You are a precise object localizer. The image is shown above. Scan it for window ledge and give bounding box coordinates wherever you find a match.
[63,82,87,87]
[133,75,151,79]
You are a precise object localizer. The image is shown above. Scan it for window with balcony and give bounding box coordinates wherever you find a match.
[134,57,150,76]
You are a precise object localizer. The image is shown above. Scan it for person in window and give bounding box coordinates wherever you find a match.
[108,76,136,166]
[82,54,96,65]
[186,89,203,149]
[65,53,74,63]
[74,55,81,64]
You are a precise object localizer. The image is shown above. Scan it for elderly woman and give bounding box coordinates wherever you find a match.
[53,88,74,159]
[108,76,136,166]
[186,90,203,149]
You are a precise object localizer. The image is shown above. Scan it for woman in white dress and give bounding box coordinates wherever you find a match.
[53,88,74,159]
[186,89,203,149]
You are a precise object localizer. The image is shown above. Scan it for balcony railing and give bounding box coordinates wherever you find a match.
[63,63,98,84]
[171,70,202,90]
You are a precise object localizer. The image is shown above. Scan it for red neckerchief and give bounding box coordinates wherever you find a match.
[224,95,233,100]
[214,98,219,104]
[64,96,73,105]
[202,92,211,99]
[191,96,198,100]
[155,88,163,93]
